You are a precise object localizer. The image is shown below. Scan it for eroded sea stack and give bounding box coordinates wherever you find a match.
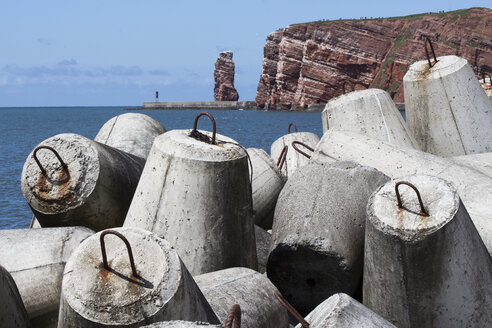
[214,51,239,101]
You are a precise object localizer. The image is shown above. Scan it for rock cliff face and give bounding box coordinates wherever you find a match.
[256,8,492,110]
[214,51,239,101]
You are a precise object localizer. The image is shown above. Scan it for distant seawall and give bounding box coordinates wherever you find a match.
[137,101,257,110]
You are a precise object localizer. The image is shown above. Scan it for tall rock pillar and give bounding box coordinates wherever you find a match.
[214,51,239,101]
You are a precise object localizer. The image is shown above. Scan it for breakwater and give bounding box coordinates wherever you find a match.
[137,101,257,110]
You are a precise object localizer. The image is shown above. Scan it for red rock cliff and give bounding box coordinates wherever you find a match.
[214,51,239,101]
[256,8,492,110]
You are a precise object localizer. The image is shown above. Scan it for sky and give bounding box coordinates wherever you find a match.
[0,0,489,106]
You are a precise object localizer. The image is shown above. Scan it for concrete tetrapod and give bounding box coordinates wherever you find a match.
[449,152,492,178]
[124,112,257,275]
[94,113,166,160]
[322,88,418,149]
[364,175,492,327]
[58,227,220,327]
[194,267,288,328]
[247,147,285,230]
[0,227,93,325]
[404,54,492,156]
[271,123,320,179]
[21,133,145,231]
[254,224,271,274]
[294,293,396,328]
[311,129,492,255]
[267,161,389,315]
[0,265,30,328]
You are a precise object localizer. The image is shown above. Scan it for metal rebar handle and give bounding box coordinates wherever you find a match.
[190,112,216,144]
[288,122,298,134]
[292,141,314,159]
[275,293,309,328]
[224,304,241,328]
[276,145,288,170]
[395,181,429,216]
[32,146,68,176]
[424,37,438,68]
[100,230,138,277]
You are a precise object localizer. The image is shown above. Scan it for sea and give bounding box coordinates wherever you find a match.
[0,106,323,230]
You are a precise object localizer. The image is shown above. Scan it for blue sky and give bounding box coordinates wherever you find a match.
[0,1,489,106]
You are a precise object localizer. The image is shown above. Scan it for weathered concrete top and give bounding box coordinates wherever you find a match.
[154,130,246,162]
[62,227,185,325]
[94,113,166,159]
[404,55,466,81]
[21,133,99,214]
[369,175,459,242]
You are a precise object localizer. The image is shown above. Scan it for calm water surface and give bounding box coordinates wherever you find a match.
[0,107,322,229]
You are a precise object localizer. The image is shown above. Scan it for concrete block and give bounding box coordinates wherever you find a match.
[295,293,396,328]
[267,161,389,315]
[58,227,220,327]
[254,224,271,274]
[195,267,289,328]
[21,133,145,231]
[404,55,492,156]
[364,175,492,327]
[124,123,256,276]
[0,265,30,328]
[311,129,492,255]
[94,113,166,159]
[322,88,418,149]
[271,128,320,178]
[247,147,286,230]
[0,227,93,320]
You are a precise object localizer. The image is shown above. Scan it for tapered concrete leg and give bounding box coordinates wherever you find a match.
[311,129,492,255]
[124,129,256,275]
[295,293,396,328]
[404,55,492,156]
[271,132,319,178]
[255,224,271,274]
[364,175,492,327]
[322,88,418,149]
[0,265,30,328]
[95,113,166,159]
[21,133,145,231]
[0,227,93,321]
[450,152,492,178]
[247,148,285,230]
[267,161,389,315]
[58,227,219,327]
[195,267,289,328]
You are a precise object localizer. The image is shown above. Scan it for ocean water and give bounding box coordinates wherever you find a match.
[0,107,322,229]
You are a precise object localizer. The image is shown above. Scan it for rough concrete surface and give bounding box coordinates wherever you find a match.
[311,129,492,255]
[21,133,145,231]
[271,132,320,178]
[247,148,285,230]
[404,55,492,156]
[124,130,257,276]
[322,88,418,149]
[364,175,492,327]
[0,227,93,320]
[58,227,219,327]
[295,293,396,328]
[254,224,272,274]
[195,267,289,328]
[267,161,389,315]
[450,152,492,178]
[0,265,30,328]
[142,321,221,327]
[94,113,166,160]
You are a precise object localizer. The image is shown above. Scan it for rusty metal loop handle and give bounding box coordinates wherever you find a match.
[32,146,68,176]
[191,111,216,144]
[292,141,314,159]
[100,230,138,277]
[275,293,309,328]
[424,37,438,68]
[395,181,429,216]
[224,304,241,328]
[276,145,288,170]
[288,122,298,134]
